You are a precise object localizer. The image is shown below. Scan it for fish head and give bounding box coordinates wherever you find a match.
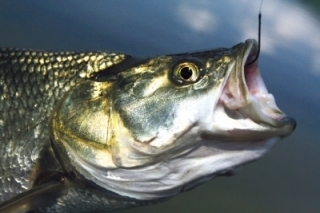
[51,39,296,200]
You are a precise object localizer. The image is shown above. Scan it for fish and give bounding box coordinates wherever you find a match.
[0,39,296,213]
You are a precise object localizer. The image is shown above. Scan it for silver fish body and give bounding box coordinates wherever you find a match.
[0,39,296,212]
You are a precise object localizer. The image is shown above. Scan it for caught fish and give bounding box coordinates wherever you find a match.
[0,39,296,213]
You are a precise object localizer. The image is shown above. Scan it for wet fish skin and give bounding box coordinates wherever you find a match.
[0,49,139,212]
[0,40,295,213]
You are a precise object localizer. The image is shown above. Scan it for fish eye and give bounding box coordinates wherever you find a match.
[174,62,200,83]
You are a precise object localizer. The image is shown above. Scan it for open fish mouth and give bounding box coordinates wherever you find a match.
[208,39,296,141]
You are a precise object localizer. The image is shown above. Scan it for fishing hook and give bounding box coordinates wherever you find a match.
[247,0,263,65]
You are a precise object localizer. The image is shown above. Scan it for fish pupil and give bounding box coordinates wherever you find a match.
[180,67,193,80]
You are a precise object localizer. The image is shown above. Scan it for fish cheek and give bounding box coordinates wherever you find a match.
[113,89,176,143]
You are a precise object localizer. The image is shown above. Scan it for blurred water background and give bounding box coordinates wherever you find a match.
[0,0,319,212]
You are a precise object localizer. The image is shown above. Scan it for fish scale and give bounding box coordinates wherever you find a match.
[0,40,295,212]
[0,49,131,212]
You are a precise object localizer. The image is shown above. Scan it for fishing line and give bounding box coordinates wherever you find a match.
[247,0,263,65]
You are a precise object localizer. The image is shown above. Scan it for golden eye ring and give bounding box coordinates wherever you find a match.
[174,62,200,83]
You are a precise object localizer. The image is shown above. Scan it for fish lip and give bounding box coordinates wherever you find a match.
[244,39,259,66]
[212,39,296,139]
[243,40,296,131]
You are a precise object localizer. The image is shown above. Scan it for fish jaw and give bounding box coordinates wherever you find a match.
[200,39,296,141]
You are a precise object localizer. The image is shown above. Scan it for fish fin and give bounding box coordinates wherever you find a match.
[0,173,66,213]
